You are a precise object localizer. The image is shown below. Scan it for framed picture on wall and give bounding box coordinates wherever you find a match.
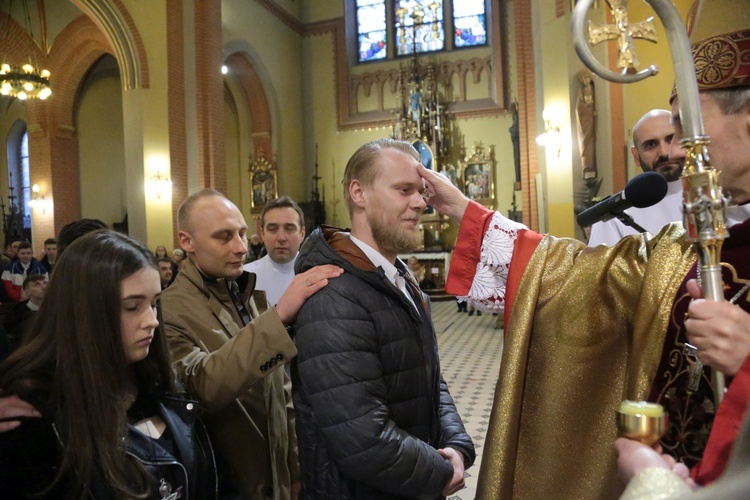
[461,143,495,207]
[248,151,278,213]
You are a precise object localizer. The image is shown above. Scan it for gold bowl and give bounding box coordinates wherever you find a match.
[616,409,668,446]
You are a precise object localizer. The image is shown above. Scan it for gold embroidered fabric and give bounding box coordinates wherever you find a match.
[476,223,695,500]
[620,468,692,500]
[691,29,750,90]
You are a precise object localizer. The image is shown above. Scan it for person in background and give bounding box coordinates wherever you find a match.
[0,230,217,498]
[171,247,186,270]
[243,196,306,305]
[157,257,173,290]
[3,273,48,354]
[247,233,265,263]
[39,238,57,274]
[154,245,168,259]
[0,238,21,268]
[57,219,108,256]
[163,189,342,499]
[407,255,436,290]
[2,242,48,302]
[588,109,685,246]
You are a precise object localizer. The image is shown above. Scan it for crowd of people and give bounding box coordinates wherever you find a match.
[0,2,749,498]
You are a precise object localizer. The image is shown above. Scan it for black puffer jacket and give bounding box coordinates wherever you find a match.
[292,226,475,500]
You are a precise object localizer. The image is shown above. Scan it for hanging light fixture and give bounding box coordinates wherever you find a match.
[0,0,52,100]
[0,63,51,100]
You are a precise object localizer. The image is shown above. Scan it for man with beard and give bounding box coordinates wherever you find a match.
[291,139,475,499]
[588,109,685,246]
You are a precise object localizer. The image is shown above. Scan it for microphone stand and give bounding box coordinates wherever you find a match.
[614,213,647,233]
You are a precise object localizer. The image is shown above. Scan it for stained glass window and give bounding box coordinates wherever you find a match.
[453,0,487,48]
[357,0,388,62]
[394,0,444,56]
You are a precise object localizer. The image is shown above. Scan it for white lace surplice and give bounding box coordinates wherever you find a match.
[458,212,527,314]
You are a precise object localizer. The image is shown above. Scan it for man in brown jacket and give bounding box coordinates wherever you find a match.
[162,189,342,499]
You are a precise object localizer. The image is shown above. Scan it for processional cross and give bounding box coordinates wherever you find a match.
[587,0,658,73]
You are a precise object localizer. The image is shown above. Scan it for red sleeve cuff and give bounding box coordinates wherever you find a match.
[691,357,750,485]
[445,201,496,296]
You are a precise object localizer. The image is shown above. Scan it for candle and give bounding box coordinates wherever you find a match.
[618,400,664,418]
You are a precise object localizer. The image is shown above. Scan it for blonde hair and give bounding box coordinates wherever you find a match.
[342,139,418,215]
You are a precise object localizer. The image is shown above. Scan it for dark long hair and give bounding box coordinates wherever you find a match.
[0,230,176,498]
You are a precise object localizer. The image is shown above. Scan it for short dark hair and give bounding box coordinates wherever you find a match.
[22,273,46,289]
[260,196,305,229]
[58,219,108,256]
[157,257,172,266]
[5,237,21,249]
[44,238,57,246]
[17,242,32,252]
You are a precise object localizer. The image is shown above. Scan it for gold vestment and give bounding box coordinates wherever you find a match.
[478,223,695,499]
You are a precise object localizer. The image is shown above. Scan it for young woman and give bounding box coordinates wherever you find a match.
[0,231,216,499]
[154,245,169,259]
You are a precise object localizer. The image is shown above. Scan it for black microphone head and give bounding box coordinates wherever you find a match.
[623,171,668,208]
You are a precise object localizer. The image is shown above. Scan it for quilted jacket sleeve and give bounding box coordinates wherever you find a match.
[437,376,476,467]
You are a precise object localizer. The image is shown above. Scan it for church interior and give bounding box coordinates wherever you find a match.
[0,1,701,497]
[0,0,694,258]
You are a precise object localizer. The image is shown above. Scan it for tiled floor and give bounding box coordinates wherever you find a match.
[432,300,504,500]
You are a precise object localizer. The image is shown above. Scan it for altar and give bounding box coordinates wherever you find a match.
[399,251,451,291]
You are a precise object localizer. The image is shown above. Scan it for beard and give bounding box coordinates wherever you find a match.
[369,210,422,255]
[644,156,683,182]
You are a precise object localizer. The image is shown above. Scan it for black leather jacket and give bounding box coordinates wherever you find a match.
[0,393,218,499]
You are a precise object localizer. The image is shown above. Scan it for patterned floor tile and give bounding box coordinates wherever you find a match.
[432,299,504,499]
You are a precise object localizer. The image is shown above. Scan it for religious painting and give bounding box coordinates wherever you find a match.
[461,143,495,207]
[248,151,278,213]
[437,163,459,189]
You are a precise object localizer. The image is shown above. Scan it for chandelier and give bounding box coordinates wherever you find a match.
[0,0,52,100]
[0,63,51,100]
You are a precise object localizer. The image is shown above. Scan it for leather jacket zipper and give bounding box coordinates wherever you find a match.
[125,452,189,499]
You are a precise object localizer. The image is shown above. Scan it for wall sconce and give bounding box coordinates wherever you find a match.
[28,184,48,214]
[147,171,173,200]
[536,110,563,157]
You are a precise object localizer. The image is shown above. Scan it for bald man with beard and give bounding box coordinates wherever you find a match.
[588,109,685,246]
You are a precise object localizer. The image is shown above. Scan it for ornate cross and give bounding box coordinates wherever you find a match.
[587,0,658,73]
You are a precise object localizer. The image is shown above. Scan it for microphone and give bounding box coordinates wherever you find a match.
[576,171,668,228]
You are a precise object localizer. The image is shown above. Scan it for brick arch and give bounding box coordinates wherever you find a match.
[70,0,149,91]
[44,16,114,129]
[224,52,273,159]
[19,15,116,234]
